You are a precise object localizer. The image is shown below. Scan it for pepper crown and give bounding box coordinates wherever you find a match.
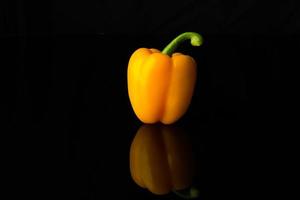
[162,32,203,56]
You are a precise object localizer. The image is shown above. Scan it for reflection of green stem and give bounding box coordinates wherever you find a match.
[172,187,200,199]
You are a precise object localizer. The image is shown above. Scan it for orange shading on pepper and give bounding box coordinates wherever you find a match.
[127,32,203,124]
[129,124,198,198]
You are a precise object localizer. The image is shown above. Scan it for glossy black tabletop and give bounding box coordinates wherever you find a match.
[5,33,292,199]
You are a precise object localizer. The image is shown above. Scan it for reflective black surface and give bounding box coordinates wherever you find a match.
[5,34,292,199]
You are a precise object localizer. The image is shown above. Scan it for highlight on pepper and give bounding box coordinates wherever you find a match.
[127,32,203,124]
[129,124,199,198]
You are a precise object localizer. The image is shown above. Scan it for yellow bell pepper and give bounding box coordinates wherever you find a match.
[129,124,199,198]
[127,32,203,124]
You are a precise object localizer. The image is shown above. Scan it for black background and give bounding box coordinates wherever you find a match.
[2,0,299,199]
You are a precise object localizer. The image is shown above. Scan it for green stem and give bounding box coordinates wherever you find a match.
[172,187,200,199]
[162,32,203,56]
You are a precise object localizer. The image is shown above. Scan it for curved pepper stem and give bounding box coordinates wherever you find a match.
[172,186,200,199]
[162,32,203,56]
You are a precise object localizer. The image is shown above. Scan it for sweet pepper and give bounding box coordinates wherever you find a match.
[129,124,198,198]
[127,32,203,124]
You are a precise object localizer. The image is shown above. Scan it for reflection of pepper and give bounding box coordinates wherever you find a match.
[127,32,203,124]
[129,125,197,197]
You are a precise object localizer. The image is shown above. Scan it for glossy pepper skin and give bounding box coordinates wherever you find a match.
[127,32,203,124]
[129,125,195,195]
